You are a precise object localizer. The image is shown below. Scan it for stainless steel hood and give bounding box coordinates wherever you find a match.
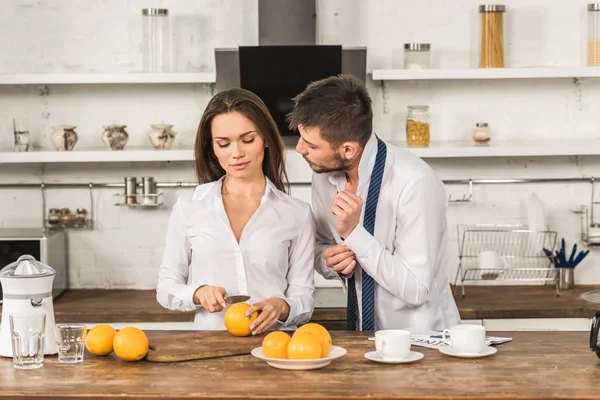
[215,0,367,124]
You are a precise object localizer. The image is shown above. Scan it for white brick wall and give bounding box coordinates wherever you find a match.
[1,0,600,297]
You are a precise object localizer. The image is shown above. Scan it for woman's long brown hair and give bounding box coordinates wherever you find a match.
[194,88,289,194]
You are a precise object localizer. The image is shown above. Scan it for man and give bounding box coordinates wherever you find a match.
[288,74,461,331]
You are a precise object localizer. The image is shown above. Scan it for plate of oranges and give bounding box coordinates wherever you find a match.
[251,323,347,370]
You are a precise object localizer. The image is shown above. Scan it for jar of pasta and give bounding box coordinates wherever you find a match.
[479,5,505,68]
[588,4,600,66]
[406,106,430,147]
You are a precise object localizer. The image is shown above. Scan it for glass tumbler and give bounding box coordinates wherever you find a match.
[10,312,46,370]
[55,324,87,363]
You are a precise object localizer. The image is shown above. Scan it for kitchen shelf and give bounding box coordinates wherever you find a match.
[390,139,600,158]
[0,73,216,85]
[0,149,194,163]
[372,67,600,81]
[2,140,600,163]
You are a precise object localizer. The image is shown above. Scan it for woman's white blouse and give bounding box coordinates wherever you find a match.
[156,177,316,330]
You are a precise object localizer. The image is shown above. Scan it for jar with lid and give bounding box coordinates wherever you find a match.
[588,4,600,66]
[406,106,431,147]
[142,8,170,72]
[472,122,492,144]
[479,5,506,68]
[60,208,74,227]
[404,43,431,69]
[75,208,88,227]
[47,208,61,226]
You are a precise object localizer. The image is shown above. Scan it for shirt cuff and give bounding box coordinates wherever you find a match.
[183,285,202,310]
[277,297,298,326]
[343,225,377,259]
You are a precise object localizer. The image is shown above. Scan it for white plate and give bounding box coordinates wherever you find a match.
[364,350,424,364]
[250,345,347,370]
[439,345,498,359]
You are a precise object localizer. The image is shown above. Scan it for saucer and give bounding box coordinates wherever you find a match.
[364,351,424,364]
[438,345,497,359]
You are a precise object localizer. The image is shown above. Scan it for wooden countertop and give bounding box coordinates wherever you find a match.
[1,285,599,324]
[1,331,599,399]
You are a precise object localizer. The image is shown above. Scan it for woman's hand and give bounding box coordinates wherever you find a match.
[245,298,290,335]
[193,285,227,312]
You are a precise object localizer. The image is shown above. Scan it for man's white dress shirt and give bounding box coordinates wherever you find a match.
[311,134,461,331]
[157,177,316,330]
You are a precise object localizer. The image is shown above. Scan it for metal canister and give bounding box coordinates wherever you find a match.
[125,177,138,205]
[142,176,157,205]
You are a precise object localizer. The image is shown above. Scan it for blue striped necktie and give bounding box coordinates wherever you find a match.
[346,136,387,331]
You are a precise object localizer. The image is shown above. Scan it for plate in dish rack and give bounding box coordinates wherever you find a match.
[250,345,347,370]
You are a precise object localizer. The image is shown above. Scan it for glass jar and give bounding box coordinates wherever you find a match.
[472,122,492,144]
[479,5,505,68]
[75,208,87,227]
[48,208,61,226]
[406,106,430,147]
[404,43,431,69]
[60,208,74,227]
[142,8,170,72]
[588,4,600,66]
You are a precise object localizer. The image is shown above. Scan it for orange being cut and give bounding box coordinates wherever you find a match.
[224,303,258,337]
[287,332,322,359]
[261,331,291,359]
[294,323,332,357]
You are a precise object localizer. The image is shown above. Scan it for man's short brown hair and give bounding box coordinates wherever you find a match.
[287,74,373,148]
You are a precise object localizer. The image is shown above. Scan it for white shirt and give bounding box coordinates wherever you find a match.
[311,134,461,331]
[156,177,316,330]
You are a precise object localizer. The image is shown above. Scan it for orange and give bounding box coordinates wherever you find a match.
[224,303,258,337]
[294,323,332,357]
[113,327,149,362]
[85,324,116,356]
[287,332,322,359]
[261,331,291,359]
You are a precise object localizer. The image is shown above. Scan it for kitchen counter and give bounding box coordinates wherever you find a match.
[1,330,599,399]
[1,286,598,327]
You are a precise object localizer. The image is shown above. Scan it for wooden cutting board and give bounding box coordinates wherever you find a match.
[145,331,264,363]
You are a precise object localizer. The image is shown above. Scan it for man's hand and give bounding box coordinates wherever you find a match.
[245,298,290,335]
[193,285,227,312]
[331,182,363,239]
[323,244,356,276]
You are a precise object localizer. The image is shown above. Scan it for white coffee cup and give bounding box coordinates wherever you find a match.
[478,250,507,279]
[442,324,486,354]
[375,329,411,360]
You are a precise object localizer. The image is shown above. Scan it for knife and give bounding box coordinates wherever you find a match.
[197,294,250,309]
[224,295,251,304]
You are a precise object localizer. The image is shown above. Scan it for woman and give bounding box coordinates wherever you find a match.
[156,88,315,334]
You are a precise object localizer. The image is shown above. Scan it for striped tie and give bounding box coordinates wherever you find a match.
[346,136,387,331]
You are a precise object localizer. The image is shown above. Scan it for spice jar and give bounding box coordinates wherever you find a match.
[142,176,158,205]
[125,177,138,205]
[75,208,88,227]
[479,5,505,68]
[404,43,431,69]
[588,4,600,66]
[60,208,74,227]
[47,208,61,226]
[406,106,430,147]
[142,8,170,72]
[472,122,492,144]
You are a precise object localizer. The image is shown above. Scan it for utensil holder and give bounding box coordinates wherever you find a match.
[558,268,575,290]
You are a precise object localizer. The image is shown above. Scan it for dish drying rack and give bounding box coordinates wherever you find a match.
[454,224,559,297]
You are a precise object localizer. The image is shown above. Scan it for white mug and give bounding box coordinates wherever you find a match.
[478,250,507,279]
[478,250,507,269]
[375,329,411,360]
[442,324,486,354]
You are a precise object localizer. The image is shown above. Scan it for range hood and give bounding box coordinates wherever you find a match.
[215,0,366,139]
